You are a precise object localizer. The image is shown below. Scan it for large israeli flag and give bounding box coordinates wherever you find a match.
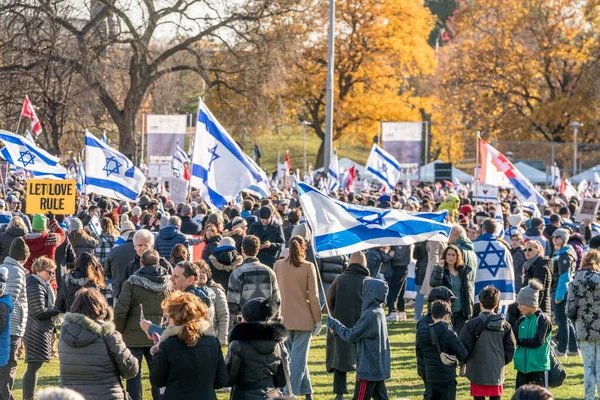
[365,143,401,190]
[243,154,271,198]
[328,148,340,193]
[298,182,450,257]
[84,130,145,202]
[172,141,189,179]
[0,130,67,179]
[473,233,515,306]
[191,99,263,208]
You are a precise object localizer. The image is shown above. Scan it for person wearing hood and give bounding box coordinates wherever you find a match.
[149,291,227,400]
[568,250,600,399]
[56,253,107,313]
[0,216,26,264]
[438,193,461,223]
[24,214,65,272]
[226,297,290,399]
[247,206,285,268]
[523,217,551,257]
[459,285,516,400]
[551,228,579,357]
[114,249,172,400]
[325,251,369,400]
[67,218,100,258]
[567,232,585,271]
[327,278,391,400]
[154,216,188,260]
[208,237,243,292]
[59,288,139,400]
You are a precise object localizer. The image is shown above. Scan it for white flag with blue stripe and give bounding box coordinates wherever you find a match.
[328,148,340,193]
[76,160,85,194]
[172,141,189,179]
[84,130,145,202]
[0,130,67,179]
[243,154,271,198]
[190,99,263,208]
[366,143,401,191]
[297,182,450,257]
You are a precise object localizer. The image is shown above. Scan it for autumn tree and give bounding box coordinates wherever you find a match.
[435,0,600,163]
[286,0,436,167]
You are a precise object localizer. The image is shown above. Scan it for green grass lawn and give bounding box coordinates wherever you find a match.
[13,310,584,400]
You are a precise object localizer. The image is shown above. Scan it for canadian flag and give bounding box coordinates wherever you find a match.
[21,96,42,137]
[285,152,292,170]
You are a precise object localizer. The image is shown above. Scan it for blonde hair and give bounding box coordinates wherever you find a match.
[582,250,600,272]
[7,216,27,231]
[161,292,208,347]
[449,224,467,244]
[32,256,56,274]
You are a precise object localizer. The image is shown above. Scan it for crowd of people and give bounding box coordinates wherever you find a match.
[0,175,598,400]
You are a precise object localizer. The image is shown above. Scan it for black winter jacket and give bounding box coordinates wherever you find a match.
[430,265,474,319]
[55,237,77,292]
[226,321,289,400]
[0,226,25,264]
[23,275,60,363]
[180,216,202,235]
[105,239,137,300]
[416,320,467,384]
[319,255,348,288]
[247,221,285,268]
[366,248,392,277]
[413,242,428,286]
[208,248,243,292]
[56,270,100,313]
[202,235,222,263]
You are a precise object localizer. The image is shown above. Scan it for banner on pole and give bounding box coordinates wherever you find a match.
[381,122,422,180]
[26,179,76,214]
[473,183,499,202]
[165,177,189,205]
[146,115,187,174]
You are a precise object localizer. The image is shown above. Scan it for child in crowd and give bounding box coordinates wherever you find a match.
[416,300,467,400]
[0,267,13,368]
[513,280,552,389]
[460,285,516,400]
[327,279,391,400]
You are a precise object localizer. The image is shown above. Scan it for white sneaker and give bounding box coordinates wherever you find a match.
[398,312,407,321]
[386,312,398,322]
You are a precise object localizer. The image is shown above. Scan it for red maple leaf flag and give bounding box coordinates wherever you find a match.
[21,96,42,137]
[285,152,292,170]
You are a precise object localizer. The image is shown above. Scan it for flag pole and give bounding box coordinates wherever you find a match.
[187,99,199,204]
[15,99,24,135]
[474,131,481,209]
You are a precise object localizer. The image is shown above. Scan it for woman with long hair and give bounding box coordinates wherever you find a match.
[201,224,222,262]
[169,243,189,265]
[150,291,227,400]
[430,244,474,333]
[22,257,60,400]
[56,252,106,313]
[95,217,119,266]
[274,235,321,398]
[59,288,138,399]
[568,250,600,399]
[67,218,100,257]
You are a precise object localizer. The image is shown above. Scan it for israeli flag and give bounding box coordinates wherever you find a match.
[190,99,263,208]
[172,141,189,179]
[84,130,145,202]
[365,144,401,191]
[101,131,108,143]
[76,160,85,194]
[0,130,67,179]
[243,154,271,198]
[494,202,505,239]
[328,148,340,193]
[473,233,515,306]
[297,182,450,257]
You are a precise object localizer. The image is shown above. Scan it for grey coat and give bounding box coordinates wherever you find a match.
[23,275,60,362]
[2,257,28,337]
[568,269,600,341]
[59,312,139,400]
[327,279,391,381]
[209,281,230,346]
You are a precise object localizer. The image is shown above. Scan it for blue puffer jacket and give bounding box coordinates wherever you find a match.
[0,295,14,367]
[154,225,189,259]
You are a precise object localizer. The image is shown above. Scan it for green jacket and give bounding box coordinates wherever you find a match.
[513,311,552,373]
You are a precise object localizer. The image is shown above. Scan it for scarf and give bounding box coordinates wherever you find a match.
[523,254,539,272]
[31,273,55,308]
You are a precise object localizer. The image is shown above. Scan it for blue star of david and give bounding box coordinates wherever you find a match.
[476,241,507,278]
[356,210,391,226]
[379,163,388,173]
[207,145,220,171]
[17,150,36,167]
[103,156,122,177]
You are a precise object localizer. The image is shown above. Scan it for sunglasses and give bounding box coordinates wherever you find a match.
[44,269,55,275]
[524,248,536,252]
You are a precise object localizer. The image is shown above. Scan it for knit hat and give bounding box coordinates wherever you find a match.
[231,216,247,229]
[120,220,136,233]
[68,218,83,233]
[590,235,600,250]
[508,213,526,228]
[32,214,47,232]
[552,228,570,243]
[214,237,236,252]
[131,206,142,217]
[259,206,272,219]
[530,217,544,229]
[517,279,543,308]
[9,237,29,261]
[460,205,473,215]
[0,267,7,295]
[428,287,457,303]
[242,297,277,322]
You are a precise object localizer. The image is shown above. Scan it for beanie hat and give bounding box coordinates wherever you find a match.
[508,213,526,228]
[0,267,7,295]
[517,279,543,308]
[231,216,247,229]
[552,228,570,244]
[120,220,136,233]
[68,218,83,233]
[32,214,47,232]
[530,217,544,229]
[428,287,457,303]
[9,237,30,261]
[590,235,600,250]
[259,206,272,219]
[214,237,236,253]
[242,297,277,322]
[131,206,142,217]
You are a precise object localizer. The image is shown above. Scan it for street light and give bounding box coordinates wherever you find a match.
[570,121,581,177]
[301,120,311,176]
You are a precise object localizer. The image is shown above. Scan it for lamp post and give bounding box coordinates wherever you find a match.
[301,120,311,176]
[570,121,581,177]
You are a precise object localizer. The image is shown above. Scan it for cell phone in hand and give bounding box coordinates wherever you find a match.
[139,304,145,321]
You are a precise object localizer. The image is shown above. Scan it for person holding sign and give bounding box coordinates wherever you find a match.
[23,214,65,273]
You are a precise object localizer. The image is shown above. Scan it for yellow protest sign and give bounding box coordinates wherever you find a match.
[26,179,76,215]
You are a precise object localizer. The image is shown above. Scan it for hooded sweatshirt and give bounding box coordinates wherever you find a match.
[568,269,600,341]
[552,245,577,302]
[453,237,478,274]
[327,279,391,381]
[154,225,188,259]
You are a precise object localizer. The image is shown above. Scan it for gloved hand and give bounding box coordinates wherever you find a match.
[312,321,322,336]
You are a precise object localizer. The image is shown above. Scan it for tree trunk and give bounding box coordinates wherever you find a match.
[119,104,138,159]
[315,139,325,169]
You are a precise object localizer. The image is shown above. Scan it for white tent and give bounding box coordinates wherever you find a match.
[571,165,600,184]
[419,160,473,183]
[513,161,549,184]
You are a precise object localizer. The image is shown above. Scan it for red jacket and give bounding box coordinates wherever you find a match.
[24,220,65,272]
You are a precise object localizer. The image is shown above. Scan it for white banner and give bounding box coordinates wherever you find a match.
[381,122,422,179]
[165,177,189,205]
[146,115,188,165]
[473,183,499,202]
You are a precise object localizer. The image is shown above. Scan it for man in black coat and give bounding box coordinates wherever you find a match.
[105,230,137,303]
[246,206,284,268]
[179,204,202,235]
[325,251,370,400]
